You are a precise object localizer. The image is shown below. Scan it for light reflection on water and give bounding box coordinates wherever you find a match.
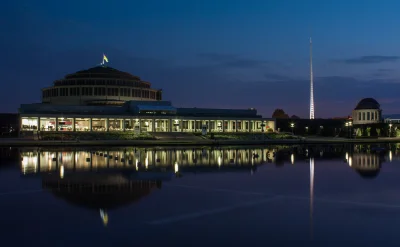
[16,144,395,178]
[1,144,400,245]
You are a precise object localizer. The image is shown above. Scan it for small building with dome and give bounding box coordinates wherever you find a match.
[351,98,384,137]
[351,98,382,125]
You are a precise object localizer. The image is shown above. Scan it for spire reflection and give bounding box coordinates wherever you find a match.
[309,157,314,240]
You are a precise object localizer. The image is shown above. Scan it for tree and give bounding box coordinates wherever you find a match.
[272,109,289,118]
[291,115,300,119]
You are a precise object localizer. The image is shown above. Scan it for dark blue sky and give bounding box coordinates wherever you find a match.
[3,0,400,118]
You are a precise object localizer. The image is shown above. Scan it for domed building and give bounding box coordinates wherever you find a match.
[352,98,382,125]
[42,66,162,106]
[19,63,275,134]
[350,98,384,137]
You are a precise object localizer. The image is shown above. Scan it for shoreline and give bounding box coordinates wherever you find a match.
[1,137,400,147]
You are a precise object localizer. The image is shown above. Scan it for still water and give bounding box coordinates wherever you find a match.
[1,144,400,246]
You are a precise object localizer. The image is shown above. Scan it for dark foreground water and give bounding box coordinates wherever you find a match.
[1,144,400,246]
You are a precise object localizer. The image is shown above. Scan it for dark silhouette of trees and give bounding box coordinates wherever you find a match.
[291,115,300,119]
[272,109,289,118]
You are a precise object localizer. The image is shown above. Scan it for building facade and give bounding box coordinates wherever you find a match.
[20,65,275,134]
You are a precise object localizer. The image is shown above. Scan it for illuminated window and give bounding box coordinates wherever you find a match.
[21,117,38,131]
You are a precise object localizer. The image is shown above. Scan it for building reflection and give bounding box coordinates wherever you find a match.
[42,172,161,226]
[345,152,384,179]
[19,147,278,226]
[14,145,394,228]
[19,147,277,175]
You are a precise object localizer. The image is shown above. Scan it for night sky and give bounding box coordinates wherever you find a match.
[3,0,400,118]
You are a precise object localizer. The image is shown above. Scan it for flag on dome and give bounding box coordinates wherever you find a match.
[103,54,109,63]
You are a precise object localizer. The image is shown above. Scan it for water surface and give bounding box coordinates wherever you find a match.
[1,144,399,246]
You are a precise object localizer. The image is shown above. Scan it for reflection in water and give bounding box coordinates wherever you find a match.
[41,172,162,227]
[348,153,383,179]
[15,145,394,229]
[20,147,277,175]
[20,147,278,227]
[309,157,314,240]
[18,145,393,178]
[100,209,108,226]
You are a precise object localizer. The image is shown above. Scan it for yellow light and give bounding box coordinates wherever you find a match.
[60,165,64,179]
[389,151,393,162]
[291,153,294,165]
[174,162,179,173]
[218,156,222,167]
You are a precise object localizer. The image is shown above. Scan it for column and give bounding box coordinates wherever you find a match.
[179,120,182,132]
[152,119,155,132]
[123,119,126,132]
[72,118,76,132]
[235,120,238,132]
[106,118,109,131]
[169,119,172,132]
[138,118,142,133]
[55,118,59,131]
[222,120,225,133]
[89,118,92,131]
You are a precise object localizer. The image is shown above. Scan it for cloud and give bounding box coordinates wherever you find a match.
[334,56,400,64]
[197,52,269,68]
[264,73,293,81]
[370,68,395,78]
[377,68,393,72]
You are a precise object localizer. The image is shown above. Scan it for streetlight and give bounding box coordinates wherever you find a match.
[348,121,352,138]
[389,123,393,137]
[305,126,308,135]
[290,123,295,134]
[345,121,352,138]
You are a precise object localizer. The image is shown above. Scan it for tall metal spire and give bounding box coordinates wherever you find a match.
[309,37,315,119]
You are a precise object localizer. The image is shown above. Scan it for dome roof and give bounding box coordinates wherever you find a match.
[355,98,380,110]
[65,66,141,81]
[42,173,161,210]
[49,186,157,210]
[355,168,380,179]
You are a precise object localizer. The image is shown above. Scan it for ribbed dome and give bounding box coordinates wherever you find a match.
[42,173,161,210]
[354,98,380,110]
[355,169,380,179]
[65,66,141,81]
